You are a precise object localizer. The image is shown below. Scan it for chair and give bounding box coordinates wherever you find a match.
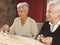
[37,23,43,31]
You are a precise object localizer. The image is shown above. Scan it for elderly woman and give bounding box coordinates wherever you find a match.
[37,0,60,45]
[9,2,38,39]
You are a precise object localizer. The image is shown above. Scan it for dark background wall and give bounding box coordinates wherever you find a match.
[0,0,47,27]
[0,0,16,27]
[16,0,47,23]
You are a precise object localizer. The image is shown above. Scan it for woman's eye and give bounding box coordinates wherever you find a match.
[21,11,23,13]
[48,10,51,13]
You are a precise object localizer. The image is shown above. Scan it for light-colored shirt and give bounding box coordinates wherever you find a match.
[9,17,38,39]
[49,21,60,32]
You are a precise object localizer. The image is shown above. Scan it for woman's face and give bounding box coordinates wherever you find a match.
[46,5,60,22]
[17,7,28,19]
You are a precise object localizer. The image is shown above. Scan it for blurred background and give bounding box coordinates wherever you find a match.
[0,0,16,27]
[0,0,52,27]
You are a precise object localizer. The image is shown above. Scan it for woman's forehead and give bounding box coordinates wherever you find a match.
[47,3,55,10]
[49,5,54,9]
[17,7,24,11]
[17,6,23,9]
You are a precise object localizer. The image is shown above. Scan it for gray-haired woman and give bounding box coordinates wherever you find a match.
[9,2,38,39]
[37,0,60,45]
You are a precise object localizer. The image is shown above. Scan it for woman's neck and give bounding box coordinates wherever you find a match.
[21,16,28,25]
[51,19,59,25]
[21,16,28,21]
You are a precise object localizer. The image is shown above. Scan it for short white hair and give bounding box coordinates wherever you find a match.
[47,0,60,12]
[47,1,56,10]
[17,2,29,11]
[53,3,60,11]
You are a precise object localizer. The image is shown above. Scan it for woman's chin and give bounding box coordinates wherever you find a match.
[48,19,51,22]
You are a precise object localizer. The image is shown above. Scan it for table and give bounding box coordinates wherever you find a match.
[0,33,46,45]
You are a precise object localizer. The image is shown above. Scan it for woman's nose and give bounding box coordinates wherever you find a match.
[18,12,21,15]
[46,12,49,16]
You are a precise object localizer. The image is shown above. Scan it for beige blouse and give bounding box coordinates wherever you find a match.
[9,17,38,39]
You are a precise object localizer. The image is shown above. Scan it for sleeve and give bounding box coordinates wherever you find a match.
[30,20,39,39]
[35,22,48,39]
[9,19,16,35]
[52,37,60,45]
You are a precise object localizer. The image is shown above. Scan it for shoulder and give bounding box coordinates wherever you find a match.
[14,17,20,22]
[28,17,36,23]
[42,21,49,26]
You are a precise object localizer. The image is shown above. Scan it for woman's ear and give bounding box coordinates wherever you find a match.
[58,11,60,17]
[25,10,28,15]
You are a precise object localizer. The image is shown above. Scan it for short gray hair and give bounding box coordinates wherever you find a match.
[53,3,60,12]
[17,2,29,11]
[47,1,56,10]
[47,0,60,12]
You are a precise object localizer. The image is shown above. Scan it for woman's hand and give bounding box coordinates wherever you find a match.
[40,36,53,45]
[45,37,53,45]
[2,24,9,33]
[37,34,44,41]
[37,35,41,41]
[2,24,9,30]
[37,34,53,45]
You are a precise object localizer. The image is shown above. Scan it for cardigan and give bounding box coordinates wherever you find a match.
[38,21,60,45]
[9,17,38,39]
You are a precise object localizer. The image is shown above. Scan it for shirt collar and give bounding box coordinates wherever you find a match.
[49,20,60,25]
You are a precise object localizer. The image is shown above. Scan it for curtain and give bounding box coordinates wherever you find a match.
[16,0,47,22]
